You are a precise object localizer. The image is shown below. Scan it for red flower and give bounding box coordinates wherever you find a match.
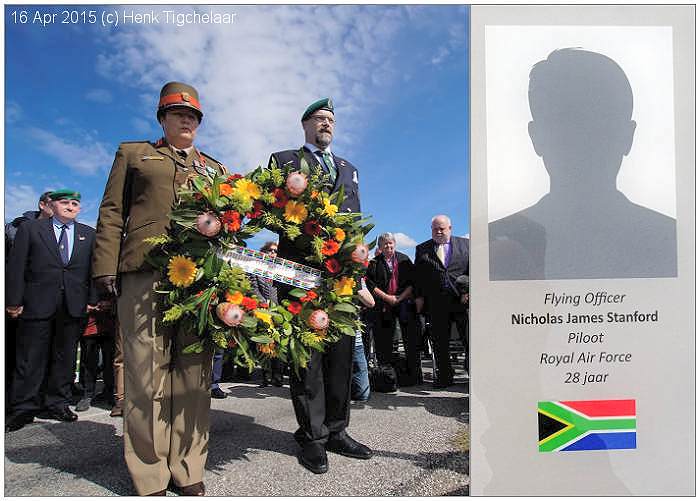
[300,290,318,303]
[287,302,302,315]
[363,259,369,267]
[241,296,258,311]
[245,201,264,219]
[272,188,289,208]
[221,210,241,232]
[259,302,269,309]
[324,258,341,274]
[227,338,238,348]
[303,220,322,236]
[227,173,243,182]
[321,240,340,256]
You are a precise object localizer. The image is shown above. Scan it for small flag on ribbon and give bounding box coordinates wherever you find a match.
[538,399,637,452]
[218,244,322,290]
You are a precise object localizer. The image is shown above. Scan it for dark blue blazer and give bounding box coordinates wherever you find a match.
[6,218,97,319]
[269,146,361,213]
[414,236,469,301]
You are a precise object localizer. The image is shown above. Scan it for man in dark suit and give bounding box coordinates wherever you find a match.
[268,98,370,474]
[414,215,469,388]
[6,189,96,431]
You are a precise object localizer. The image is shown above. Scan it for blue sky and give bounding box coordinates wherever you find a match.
[4,5,469,257]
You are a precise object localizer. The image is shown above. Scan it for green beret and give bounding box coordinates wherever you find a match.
[49,189,81,201]
[301,97,334,122]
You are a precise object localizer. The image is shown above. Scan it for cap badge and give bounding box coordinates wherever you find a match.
[181,92,191,102]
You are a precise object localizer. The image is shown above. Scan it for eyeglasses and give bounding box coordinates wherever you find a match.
[310,115,335,125]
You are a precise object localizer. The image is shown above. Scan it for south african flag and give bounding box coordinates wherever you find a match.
[538,399,636,452]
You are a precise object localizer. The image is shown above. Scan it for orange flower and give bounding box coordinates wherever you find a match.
[333,228,346,242]
[287,301,302,315]
[241,296,258,311]
[258,342,276,357]
[226,290,244,304]
[321,240,340,256]
[219,183,233,196]
[300,290,318,303]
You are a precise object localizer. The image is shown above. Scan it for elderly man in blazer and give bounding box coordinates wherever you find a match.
[6,189,97,431]
[268,98,370,475]
[414,215,469,388]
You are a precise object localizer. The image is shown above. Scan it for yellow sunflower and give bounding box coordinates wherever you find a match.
[254,310,274,326]
[167,255,197,287]
[333,228,346,242]
[233,178,262,200]
[322,199,338,217]
[284,200,308,224]
[333,276,356,296]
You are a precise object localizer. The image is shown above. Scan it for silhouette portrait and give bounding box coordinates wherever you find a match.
[489,48,677,280]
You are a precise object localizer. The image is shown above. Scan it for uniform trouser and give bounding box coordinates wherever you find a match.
[10,299,83,414]
[118,271,214,495]
[428,296,468,383]
[290,332,354,445]
[113,320,124,403]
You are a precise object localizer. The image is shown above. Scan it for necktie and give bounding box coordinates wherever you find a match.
[59,224,70,265]
[436,244,446,266]
[318,151,337,184]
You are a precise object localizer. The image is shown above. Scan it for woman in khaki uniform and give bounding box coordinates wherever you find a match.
[92,82,225,496]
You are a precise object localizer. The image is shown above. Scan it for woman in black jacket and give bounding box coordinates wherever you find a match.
[366,233,422,386]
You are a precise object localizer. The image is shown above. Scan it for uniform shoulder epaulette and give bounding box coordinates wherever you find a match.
[201,151,223,165]
[120,140,151,145]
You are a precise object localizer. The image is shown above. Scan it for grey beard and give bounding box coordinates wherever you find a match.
[315,132,332,148]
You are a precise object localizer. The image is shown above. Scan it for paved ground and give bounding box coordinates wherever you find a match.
[4,360,469,496]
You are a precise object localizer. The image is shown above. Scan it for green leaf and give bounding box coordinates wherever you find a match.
[240,314,258,329]
[288,288,307,299]
[182,341,204,354]
[250,335,273,344]
[332,302,358,314]
[197,289,214,335]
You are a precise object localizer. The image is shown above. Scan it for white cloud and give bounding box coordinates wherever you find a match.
[85,88,113,104]
[4,184,39,223]
[431,46,450,65]
[95,5,407,171]
[394,232,417,248]
[131,117,155,136]
[6,101,22,124]
[26,127,113,175]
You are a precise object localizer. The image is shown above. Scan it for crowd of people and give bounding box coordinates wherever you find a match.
[4,83,468,496]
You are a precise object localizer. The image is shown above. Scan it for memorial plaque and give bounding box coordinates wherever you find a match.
[470,5,694,495]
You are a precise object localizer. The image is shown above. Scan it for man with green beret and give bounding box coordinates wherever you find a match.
[268,98,369,475]
[93,82,226,496]
[6,188,97,431]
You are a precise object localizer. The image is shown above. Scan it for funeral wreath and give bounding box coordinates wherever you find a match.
[145,149,373,373]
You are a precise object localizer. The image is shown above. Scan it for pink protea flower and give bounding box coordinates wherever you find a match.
[196,212,222,237]
[307,309,329,331]
[285,172,308,197]
[350,244,370,263]
[216,303,244,327]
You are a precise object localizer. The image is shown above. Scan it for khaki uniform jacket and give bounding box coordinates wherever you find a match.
[92,140,225,277]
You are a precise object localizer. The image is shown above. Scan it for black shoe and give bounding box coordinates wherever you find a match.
[432,379,455,389]
[260,379,270,388]
[6,411,34,432]
[75,397,91,412]
[298,442,328,474]
[46,406,78,422]
[211,387,228,399]
[271,377,283,387]
[326,434,373,460]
